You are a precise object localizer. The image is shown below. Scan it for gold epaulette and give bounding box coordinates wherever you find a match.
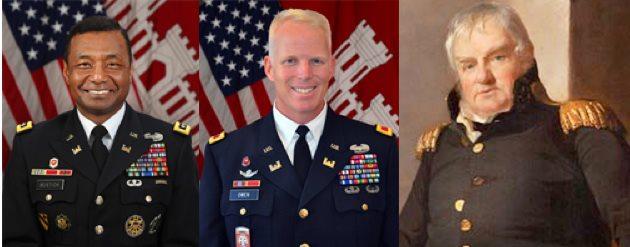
[208,131,226,145]
[173,121,191,136]
[559,100,621,134]
[16,121,33,134]
[375,124,394,137]
[415,123,449,160]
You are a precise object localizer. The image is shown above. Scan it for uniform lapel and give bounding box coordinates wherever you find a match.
[50,109,99,184]
[299,109,347,208]
[96,107,151,194]
[257,113,302,199]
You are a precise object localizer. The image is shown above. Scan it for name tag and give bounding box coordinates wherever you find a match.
[36,179,65,191]
[229,189,259,201]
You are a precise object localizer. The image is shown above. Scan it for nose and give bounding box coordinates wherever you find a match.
[474,63,495,85]
[296,60,312,80]
[88,64,107,85]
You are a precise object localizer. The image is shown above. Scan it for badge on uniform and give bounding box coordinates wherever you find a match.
[56,214,71,231]
[127,179,143,187]
[268,160,282,172]
[349,144,370,154]
[338,153,380,186]
[148,214,162,234]
[71,145,82,155]
[233,180,261,188]
[241,156,251,167]
[38,213,49,231]
[36,179,65,191]
[235,226,251,247]
[344,186,360,194]
[49,158,59,169]
[144,132,163,142]
[126,143,169,177]
[229,189,260,201]
[322,157,335,169]
[125,215,145,238]
[239,169,258,178]
[31,169,73,176]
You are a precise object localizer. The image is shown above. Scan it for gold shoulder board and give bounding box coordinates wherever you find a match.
[559,100,621,134]
[415,123,449,160]
[208,131,226,145]
[173,121,191,136]
[16,121,33,134]
[375,124,394,137]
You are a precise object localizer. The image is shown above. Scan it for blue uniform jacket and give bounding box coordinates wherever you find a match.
[200,109,398,247]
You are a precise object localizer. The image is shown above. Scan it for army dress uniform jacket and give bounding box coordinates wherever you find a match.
[399,66,630,247]
[3,106,198,247]
[200,108,398,247]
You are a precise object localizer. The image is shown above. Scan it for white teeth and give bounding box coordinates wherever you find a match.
[292,86,315,94]
[87,90,110,95]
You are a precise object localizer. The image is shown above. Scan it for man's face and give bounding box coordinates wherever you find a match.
[63,30,131,117]
[453,19,523,117]
[264,21,334,122]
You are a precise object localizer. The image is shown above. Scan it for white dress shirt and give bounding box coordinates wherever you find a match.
[77,103,126,151]
[273,103,327,165]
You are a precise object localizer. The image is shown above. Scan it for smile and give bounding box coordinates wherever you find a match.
[83,89,114,95]
[291,86,316,94]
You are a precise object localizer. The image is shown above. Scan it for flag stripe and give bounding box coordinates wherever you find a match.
[30,68,58,119]
[2,96,18,148]
[237,86,261,124]
[250,80,272,117]
[2,56,33,125]
[43,60,74,113]
[2,16,45,122]
[200,51,237,132]
[225,94,247,128]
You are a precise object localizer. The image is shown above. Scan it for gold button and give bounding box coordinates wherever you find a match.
[239,207,247,216]
[463,245,471,247]
[472,143,484,153]
[299,243,310,247]
[145,195,152,203]
[298,208,309,219]
[361,203,369,211]
[95,225,104,235]
[95,195,103,205]
[472,176,486,186]
[454,199,465,212]
[45,194,53,201]
[460,219,472,232]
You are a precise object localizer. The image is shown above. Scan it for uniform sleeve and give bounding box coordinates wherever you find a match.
[381,137,399,247]
[161,137,199,247]
[399,155,431,247]
[573,128,630,245]
[2,135,43,246]
[199,143,228,247]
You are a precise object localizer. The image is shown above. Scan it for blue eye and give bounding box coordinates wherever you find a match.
[283,58,296,65]
[311,58,324,65]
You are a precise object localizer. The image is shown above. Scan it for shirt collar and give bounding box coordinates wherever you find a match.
[77,103,126,141]
[273,102,327,142]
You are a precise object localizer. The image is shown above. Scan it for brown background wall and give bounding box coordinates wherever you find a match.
[399,0,630,208]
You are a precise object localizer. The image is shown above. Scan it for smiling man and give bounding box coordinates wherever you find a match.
[200,9,398,247]
[3,16,198,246]
[399,3,630,247]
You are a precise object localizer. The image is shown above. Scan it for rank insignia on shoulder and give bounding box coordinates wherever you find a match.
[173,121,191,136]
[208,131,226,144]
[375,124,393,136]
[16,121,33,134]
[416,123,449,160]
[559,100,621,134]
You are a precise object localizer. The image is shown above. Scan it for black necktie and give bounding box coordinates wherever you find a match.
[91,125,109,172]
[294,125,312,185]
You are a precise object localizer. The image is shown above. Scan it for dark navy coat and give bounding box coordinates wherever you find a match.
[200,109,398,247]
[3,106,198,247]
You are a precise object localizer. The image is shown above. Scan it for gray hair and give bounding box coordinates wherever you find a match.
[268,9,332,58]
[445,2,534,71]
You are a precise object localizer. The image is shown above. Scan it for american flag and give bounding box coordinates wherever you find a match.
[2,0,202,170]
[199,0,399,174]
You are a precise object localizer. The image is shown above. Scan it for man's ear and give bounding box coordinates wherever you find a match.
[62,60,70,86]
[263,55,274,81]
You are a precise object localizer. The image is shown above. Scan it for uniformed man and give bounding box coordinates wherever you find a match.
[399,3,630,247]
[3,16,198,246]
[200,9,398,247]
